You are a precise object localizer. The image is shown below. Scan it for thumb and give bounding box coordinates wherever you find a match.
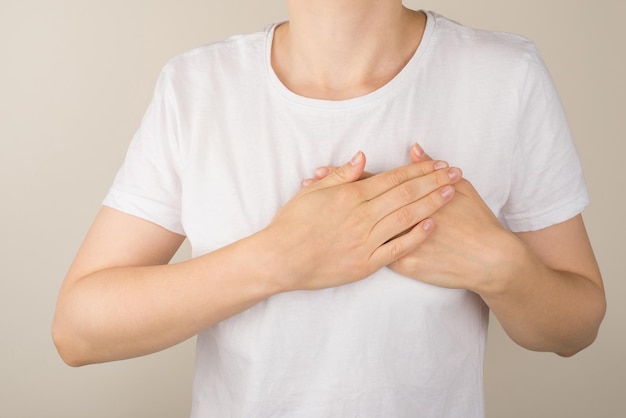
[309,151,366,190]
[410,143,433,163]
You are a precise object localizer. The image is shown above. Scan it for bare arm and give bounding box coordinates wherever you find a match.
[52,206,283,366]
[390,144,606,356]
[485,215,605,356]
[52,153,461,366]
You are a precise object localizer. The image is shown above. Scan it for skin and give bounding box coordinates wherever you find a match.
[53,154,461,365]
[53,0,605,365]
[272,0,426,100]
[307,144,606,356]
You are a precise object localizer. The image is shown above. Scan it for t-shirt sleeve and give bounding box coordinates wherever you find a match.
[499,44,589,232]
[102,66,185,235]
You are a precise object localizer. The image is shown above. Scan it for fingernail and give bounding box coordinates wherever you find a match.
[350,151,363,166]
[433,161,448,170]
[440,185,455,199]
[302,179,314,187]
[412,143,425,159]
[422,219,434,231]
[448,167,461,180]
[314,167,329,178]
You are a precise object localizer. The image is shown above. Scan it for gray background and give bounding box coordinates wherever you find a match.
[1,0,624,417]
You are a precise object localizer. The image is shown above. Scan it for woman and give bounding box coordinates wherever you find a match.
[53,1,605,416]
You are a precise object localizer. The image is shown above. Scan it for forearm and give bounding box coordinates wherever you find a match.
[478,237,606,356]
[53,158,466,366]
[52,231,282,366]
[389,147,605,355]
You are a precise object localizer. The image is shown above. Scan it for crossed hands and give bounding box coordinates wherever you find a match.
[266,144,511,294]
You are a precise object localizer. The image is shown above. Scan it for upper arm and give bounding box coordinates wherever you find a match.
[515,214,603,289]
[62,206,186,287]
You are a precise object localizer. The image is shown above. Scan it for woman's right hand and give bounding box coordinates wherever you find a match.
[264,151,462,292]
[52,150,459,365]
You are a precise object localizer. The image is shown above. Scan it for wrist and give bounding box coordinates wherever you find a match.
[470,229,538,299]
[245,227,301,296]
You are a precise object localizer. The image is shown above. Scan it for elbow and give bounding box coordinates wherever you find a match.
[52,285,106,367]
[52,321,87,367]
[557,298,606,358]
[54,347,88,368]
[51,308,95,367]
[555,330,598,358]
[557,348,583,358]
[556,338,593,358]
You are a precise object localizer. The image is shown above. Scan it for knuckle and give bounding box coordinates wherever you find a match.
[395,253,419,272]
[385,169,408,187]
[426,191,444,212]
[435,169,452,187]
[416,161,436,177]
[386,240,404,260]
[397,183,415,202]
[395,206,414,226]
[339,183,365,202]
[331,166,351,182]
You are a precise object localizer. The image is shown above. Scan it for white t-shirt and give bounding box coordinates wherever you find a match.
[104,11,588,418]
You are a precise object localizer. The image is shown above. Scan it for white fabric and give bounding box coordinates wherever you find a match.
[104,11,588,418]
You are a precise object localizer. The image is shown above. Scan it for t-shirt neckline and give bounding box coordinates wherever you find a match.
[265,10,436,109]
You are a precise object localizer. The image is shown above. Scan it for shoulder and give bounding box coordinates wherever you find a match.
[159,26,271,83]
[422,12,550,98]
[428,12,542,71]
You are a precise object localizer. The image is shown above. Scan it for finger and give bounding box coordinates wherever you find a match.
[369,183,456,245]
[410,143,434,163]
[410,144,475,197]
[304,151,366,191]
[358,159,455,201]
[369,168,460,219]
[315,166,374,181]
[314,166,333,180]
[301,178,317,188]
[370,218,436,267]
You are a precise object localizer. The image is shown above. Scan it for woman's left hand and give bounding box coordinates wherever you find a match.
[304,143,518,293]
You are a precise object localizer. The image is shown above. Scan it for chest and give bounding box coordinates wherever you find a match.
[179,93,515,256]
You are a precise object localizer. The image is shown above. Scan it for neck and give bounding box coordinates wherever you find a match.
[272,1,426,100]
